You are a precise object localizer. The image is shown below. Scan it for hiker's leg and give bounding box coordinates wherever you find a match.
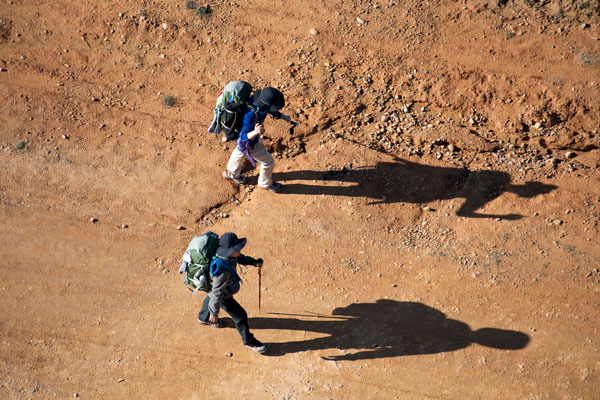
[250,140,275,188]
[197,295,211,322]
[221,297,254,344]
[226,147,246,178]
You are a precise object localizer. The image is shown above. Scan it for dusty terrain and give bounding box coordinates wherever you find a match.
[1,0,599,399]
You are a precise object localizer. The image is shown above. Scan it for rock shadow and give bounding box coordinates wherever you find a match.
[250,300,530,360]
[275,159,556,220]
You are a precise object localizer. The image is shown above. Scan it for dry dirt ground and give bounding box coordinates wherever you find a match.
[1,0,599,399]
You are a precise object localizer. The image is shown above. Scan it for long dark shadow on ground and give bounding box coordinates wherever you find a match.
[250,300,530,360]
[275,159,557,220]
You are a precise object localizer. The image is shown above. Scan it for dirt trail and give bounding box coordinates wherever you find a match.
[1,1,599,399]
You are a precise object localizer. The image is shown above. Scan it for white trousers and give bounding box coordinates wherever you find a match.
[226,139,275,188]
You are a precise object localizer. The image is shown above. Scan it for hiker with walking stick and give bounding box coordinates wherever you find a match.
[197,232,267,353]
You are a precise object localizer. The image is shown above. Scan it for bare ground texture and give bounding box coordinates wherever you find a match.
[1,0,599,399]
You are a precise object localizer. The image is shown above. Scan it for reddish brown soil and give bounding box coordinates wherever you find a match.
[1,1,599,399]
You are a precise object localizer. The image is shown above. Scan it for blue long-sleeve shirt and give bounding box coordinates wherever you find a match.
[236,104,282,151]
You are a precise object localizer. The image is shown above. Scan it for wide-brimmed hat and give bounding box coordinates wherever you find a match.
[252,87,285,112]
[216,232,247,258]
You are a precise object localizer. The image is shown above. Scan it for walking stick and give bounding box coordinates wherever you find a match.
[258,264,262,311]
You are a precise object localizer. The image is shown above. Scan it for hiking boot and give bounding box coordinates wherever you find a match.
[264,181,283,193]
[198,318,224,328]
[222,170,247,185]
[245,339,267,354]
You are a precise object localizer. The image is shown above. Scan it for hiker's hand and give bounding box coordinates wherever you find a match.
[247,124,263,140]
[255,258,263,268]
[208,314,218,324]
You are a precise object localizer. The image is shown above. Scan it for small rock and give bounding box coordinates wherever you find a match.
[0,68,7,72]
[177,225,186,230]
[119,224,128,229]
[565,151,576,159]
[62,134,69,139]
[162,23,168,30]
[380,115,390,123]
[90,217,98,223]
[552,219,563,225]
[118,378,125,382]
[73,394,79,398]
[225,352,233,357]
[356,17,365,24]
[159,54,166,59]
[309,28,319,35]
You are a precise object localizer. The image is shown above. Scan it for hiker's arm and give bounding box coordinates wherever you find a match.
[237,254,259,266]
[238,110,257,142]
[267,110,291,122]
[208,271,229,316]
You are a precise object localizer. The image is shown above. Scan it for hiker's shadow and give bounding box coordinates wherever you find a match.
[250,300,530,360]
[276,159,556,220]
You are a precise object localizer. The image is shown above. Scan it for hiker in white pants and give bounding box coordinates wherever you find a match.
[226,137,276,189]
[222,87,290,193]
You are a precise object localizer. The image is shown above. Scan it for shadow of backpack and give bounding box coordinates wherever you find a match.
[178,232,220,294]
[207,81,254,141]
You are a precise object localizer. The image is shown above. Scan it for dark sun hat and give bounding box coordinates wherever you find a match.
[216,232,247,258]
[252,87,285,112]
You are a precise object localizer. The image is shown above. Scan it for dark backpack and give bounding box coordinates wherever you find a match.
[179,232,220,294]
[223,102,253,142]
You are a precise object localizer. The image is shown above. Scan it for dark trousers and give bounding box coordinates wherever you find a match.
[198,295,255,345]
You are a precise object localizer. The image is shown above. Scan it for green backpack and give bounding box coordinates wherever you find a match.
[207,81,253,140]
[179,232,220,295]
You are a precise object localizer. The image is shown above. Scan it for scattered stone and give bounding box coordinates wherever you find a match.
[225,352,233,357]
[356,17,365,24]
[117,378,125,383]
[73,394,79,398]
[162,23,168,30]
[62,134,69,139]
[90,217,98,223]
[159,54,166,59]
[565,151,576,159]
[552,219,563,225]
[0,68,7,72]
[380,115,390,123]
[119,224,128,229]
[309,28,319,35]
[177,225,186,230]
